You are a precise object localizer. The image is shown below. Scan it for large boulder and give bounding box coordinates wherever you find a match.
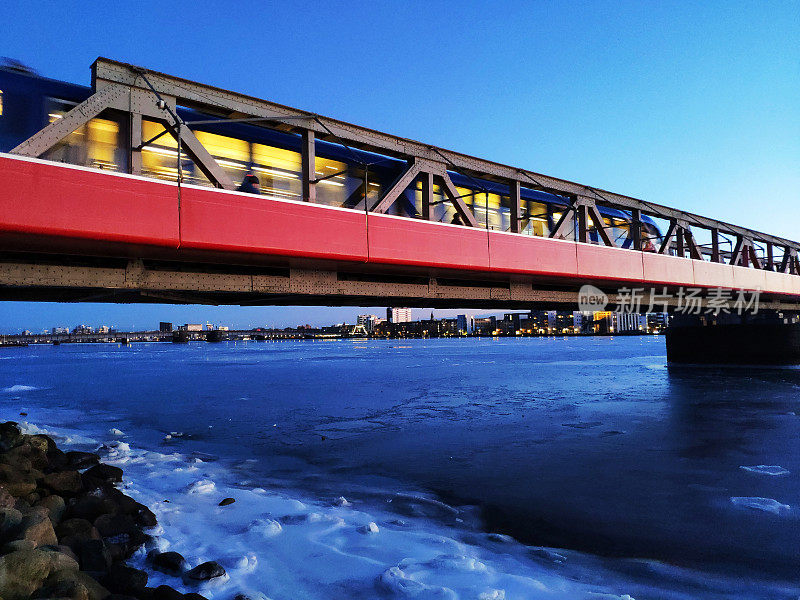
[0,486,17,509]
[0,422,22,452]
[55,519,100,553]
[67,492,119,522]
[42,471,84,497]
[183,561,225,582]
[65,452,100,470]
[36,568,110,600]
[0,507,23,540]
[77,539,111,573]
[151,585,184,600]
[147,550,186,575]
[103,564,148,596]
[16,512,58,547]
[83,465,123,485]
[0,465,37,498]
[36,494,66,524]
[0,548,79,600]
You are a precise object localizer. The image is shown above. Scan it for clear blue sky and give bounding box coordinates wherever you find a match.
[1,1,798,332]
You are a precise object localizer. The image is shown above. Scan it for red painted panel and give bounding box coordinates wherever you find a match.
[576,244,644,283]
[642,253,695,287]
[731,264,767,291]
[180,187,368,261]
[0,156,179,247]
[488,232,578,277]
[763,270,797,295]
[691,260,736,289]
[367,215,489,270]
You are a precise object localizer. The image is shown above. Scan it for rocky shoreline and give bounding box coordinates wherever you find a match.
[0,421,227,600]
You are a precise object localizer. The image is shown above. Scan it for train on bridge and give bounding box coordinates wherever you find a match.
[0,61,663,247]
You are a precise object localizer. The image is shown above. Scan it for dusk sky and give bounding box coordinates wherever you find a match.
[1,0,798,332]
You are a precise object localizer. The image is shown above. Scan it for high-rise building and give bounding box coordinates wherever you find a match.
[159,322,173,332]
[387,307,412,323]
[456,314,474,334]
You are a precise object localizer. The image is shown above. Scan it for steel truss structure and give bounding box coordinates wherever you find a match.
[9,58,800,274]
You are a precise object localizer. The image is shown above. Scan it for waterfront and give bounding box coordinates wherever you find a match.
[1,337,799,598]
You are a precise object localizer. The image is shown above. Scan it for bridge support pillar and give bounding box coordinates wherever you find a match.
[666,312,800,365]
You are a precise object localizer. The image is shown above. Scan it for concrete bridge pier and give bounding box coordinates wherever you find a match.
[666,312,800,365]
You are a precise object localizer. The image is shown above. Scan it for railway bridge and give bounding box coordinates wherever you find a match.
[1,58,799,363]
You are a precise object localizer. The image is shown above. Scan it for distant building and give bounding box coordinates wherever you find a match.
[357,314,382,333]
[159,322,173,332]
[72,324,93,334]
[456,314,474,335]
[52,327,68,334]
[179,323,203,332]
[387,307,412,323]
[97,325,110,334]
[217,326,229,331]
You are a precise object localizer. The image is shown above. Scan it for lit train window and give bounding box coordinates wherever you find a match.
[0,90,3,116]
[140,120,211,186]
[195,131,250,183]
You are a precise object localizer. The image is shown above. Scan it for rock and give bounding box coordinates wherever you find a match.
[183,561,225,582]
[152,585,184,600]
[38,568,110,600]
[0,507,23,539]
[2,539,36,553]
[0,548,79,600]
[134,503,157,527]
[184,595,207,600]
[148,550,186,575]
[42,472,83,497]
[93,513,137,538]
[48,545,79,563]
[0,465,36,498]
[218,498,235,506]
[56,519,100,554]
[108,595,140,600]
[77,538,111,573]
[83,464,123,484]
[36,495,66,524]
[0,486,17,509]
[0,422,22,451]
[16,512,58,547]
[65,452,100,470]
[67,492,118,522]
[103,564,148,595]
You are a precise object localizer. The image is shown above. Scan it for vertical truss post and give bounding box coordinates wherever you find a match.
[630,208,642,251]
[576,203,589,243]
[711,227,721,262]
[129,113,142,176]
[301,130,316,203]
[509,180,521,233]
[765,242,774,271]
[421,171,434,220]
[675,225,685,257]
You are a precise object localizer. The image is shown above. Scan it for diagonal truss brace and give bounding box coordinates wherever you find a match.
[10,82,235,190]
[370,159,479,227]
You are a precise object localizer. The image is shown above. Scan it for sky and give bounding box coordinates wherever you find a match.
[1,0,798,332]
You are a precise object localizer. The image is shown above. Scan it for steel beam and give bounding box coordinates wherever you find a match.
[371,160,422,213]
[509,180,521,233]
[10,85,127,157]
[439,173,480,227]
[86,58,799,252]
[301,130,316,203]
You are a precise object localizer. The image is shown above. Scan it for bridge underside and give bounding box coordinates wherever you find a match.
[2,251,800,312]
